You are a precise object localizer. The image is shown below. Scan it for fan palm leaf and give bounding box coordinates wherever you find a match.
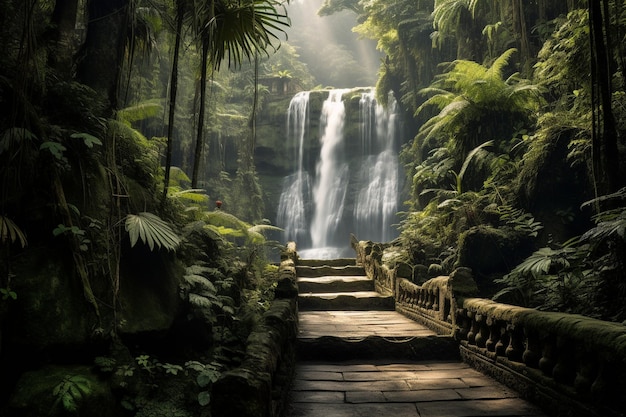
[125,212,181,251]
[208,0,289,70]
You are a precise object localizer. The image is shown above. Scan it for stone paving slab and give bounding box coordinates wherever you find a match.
[298,311,438,338]
[285,361,548,417]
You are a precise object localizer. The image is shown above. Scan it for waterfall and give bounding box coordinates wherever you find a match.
[353,90,400,243]
[277,88,401,259]
[276,91,311,247]
[310,89,350,252]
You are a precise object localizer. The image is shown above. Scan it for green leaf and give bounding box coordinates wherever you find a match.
[0,215,27,248]
[71,132,102,148]
[198,391,211,406]
[124,212,180,251]
[40,141,67,160]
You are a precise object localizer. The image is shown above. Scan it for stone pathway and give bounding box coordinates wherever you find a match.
[285,258,548,417]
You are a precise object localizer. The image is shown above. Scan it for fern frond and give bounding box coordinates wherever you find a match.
[189,293,213,309]
[185,264,213,277]
[486,48,517,80]
[184,274,217,293]
[124,212,180,251]
[204,210,251,231]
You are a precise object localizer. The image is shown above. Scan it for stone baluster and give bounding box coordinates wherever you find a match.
[495,326,508,356]
[417,288,425,308]
[590,360,612,404]
[574,352,597,399]
[485,316,500,352]
[432,287,439,311]
[552,335,576,385]
[401,285,408,304]
[522,329,541,369]
[538,336,556,377]
[425,288,432,309]
[474,314,488,348]
[505,324,524,362]
[466,310,478,345]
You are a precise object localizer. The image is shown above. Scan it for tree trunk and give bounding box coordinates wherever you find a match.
[76,0,129,115]
[191,35,209,189]
[162,0,185,202]
[589,0,620,194]
[47,0,80,78]
[191,0,215,188]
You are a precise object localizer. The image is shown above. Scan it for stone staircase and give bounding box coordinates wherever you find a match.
[295,257,458,361]
[286,257,549,417]
[297,258,395,312]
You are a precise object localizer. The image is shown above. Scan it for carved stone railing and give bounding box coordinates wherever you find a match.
[353,238,626,417]
[457,298,626,417]
[211,243,298,417]
[395,270,476,335]
[352,236,395,295]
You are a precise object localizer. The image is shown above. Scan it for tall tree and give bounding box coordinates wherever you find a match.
[76,0,130,115]
[589,0,620,195]
[163,0,186,202]
[189,0,289,188]
[47,0,80,78]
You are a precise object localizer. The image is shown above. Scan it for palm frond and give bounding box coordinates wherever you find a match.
[0,215,27,248]
[124,212,180,251]
[210,0,290,70]
[248,224,283,235]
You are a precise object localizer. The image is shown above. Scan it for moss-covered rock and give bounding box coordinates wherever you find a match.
[6,247,94,355]
[457,225,533,295]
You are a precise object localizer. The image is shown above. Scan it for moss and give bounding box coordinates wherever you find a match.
[457,225,533,295]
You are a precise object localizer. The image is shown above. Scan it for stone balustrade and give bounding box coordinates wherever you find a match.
[458,298,626,416]
[352,238,626,417]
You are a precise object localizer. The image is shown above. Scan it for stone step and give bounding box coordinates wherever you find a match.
[298,292,395,311]
[296,265,365,278]
[297,258,356,267]
[296,311,452,360]
[297,276,374,293]
[296,335,459,361]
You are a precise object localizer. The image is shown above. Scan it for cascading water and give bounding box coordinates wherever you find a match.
[353,90,400,243]
[277,88,402,259]
[309,89,350,253]
[276,91,311,247]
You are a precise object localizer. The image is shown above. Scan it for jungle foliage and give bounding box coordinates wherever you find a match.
[1,0,626,414]
[320,0,626,321]
[0,0,295,415]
